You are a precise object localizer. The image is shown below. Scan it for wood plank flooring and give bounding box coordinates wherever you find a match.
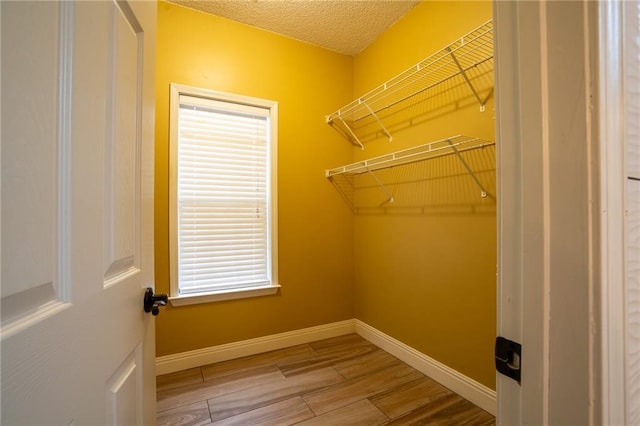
[157,334,495,425]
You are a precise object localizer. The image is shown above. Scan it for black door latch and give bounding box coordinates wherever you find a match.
[495,336,521,383]
[143,287,168,316]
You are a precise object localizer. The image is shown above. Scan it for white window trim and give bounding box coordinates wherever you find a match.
[168,83,279,306]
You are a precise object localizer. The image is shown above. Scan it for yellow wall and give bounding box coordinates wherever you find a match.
[352,1,497,389]
[154,1,355,356]
[155,0,496,390]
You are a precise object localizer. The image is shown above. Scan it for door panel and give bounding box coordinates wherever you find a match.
[1,1,157,424]
[1,0,65,327]
[104,0,141,282]
[106,345,142,425]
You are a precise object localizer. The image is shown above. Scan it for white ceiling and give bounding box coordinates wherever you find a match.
[166,0,420,56]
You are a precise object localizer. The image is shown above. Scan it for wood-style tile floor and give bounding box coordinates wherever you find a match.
[156,334,495,425]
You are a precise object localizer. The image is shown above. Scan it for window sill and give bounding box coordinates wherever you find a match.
[169,284,281,306]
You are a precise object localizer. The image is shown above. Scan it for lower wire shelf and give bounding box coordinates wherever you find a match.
[326,135,495,213]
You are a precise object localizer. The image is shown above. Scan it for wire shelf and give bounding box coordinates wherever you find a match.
[325,20,493,148]
[326,135,494,177]
[326,135,495,211]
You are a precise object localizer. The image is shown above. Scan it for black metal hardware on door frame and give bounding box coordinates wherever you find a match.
[144,287,168,316]
[495,336,521,384]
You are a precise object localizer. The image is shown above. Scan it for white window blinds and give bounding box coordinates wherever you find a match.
[176,94,272,295]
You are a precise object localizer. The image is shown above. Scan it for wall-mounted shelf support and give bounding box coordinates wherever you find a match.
[363,102,393,142]
[446,47,486,112]
[445,138,488,197]
[365,166,394,205]
[332,114,364,149]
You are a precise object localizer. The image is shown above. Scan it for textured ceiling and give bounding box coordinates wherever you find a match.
[167,0,420,55]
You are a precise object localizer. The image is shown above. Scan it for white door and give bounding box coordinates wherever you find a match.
[1,1,157,424]
[495,1,599,424]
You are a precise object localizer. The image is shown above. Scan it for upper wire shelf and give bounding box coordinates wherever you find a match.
[325,20,494,149]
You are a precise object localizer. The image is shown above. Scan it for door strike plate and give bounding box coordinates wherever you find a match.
[495,336,521,384]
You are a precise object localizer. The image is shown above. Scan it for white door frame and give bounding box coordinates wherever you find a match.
[495,1,600,423]
[598,1,626,424]
[599,1,640,425]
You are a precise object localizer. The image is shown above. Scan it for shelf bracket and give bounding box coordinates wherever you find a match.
[334,114,364,150]
[365,166,394,205]
[362,101,393,142]
[446,139,488,198]
[446,47,486,112]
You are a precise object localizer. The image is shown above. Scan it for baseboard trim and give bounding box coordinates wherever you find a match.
[354,319,497,416]
[155,318,496,416]
[155,319,356,375]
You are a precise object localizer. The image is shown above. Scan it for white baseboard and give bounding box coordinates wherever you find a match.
[354,319,497,416]
[155,319,356,375]
[155,318,496,416]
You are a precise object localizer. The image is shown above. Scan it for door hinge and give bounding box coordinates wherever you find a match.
[495,336,521,384]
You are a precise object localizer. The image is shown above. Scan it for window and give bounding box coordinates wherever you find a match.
[169,84,279,305]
